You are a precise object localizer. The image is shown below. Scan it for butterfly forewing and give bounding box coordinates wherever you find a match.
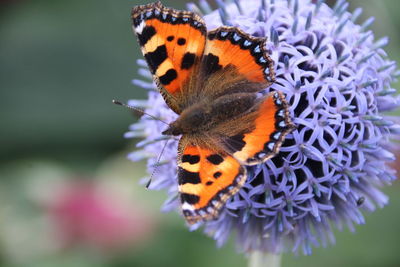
[178,139,246,224]
[132,1,207,113]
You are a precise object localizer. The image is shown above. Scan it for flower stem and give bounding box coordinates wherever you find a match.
[248,251,282,267]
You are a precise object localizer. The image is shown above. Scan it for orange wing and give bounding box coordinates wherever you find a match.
[218,92,295,165]
[200,26,275,87]
[132,2,206,113]
[177,140,246,224]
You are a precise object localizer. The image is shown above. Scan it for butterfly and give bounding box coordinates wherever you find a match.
[131,1,295,224]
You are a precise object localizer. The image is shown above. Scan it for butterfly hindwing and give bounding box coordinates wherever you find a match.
[178,139,247,224]
[198,26,275,99]
[132,1,207,113]
[215,91,295,165]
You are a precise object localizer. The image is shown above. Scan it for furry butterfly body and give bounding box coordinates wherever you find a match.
[132,1,295,224]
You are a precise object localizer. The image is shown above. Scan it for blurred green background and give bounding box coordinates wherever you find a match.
[1,0,399,266]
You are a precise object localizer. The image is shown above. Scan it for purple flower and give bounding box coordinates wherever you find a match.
[126,0,399,255]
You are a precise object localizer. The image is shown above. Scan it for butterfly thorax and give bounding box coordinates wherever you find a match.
[162,93,257,136]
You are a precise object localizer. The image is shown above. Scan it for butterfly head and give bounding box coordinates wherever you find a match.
[161,124,181,136]
[162,106,209,136]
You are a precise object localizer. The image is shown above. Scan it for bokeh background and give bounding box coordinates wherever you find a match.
[1,0,399,266]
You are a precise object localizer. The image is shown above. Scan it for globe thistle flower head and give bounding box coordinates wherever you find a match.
[126,0,400,255]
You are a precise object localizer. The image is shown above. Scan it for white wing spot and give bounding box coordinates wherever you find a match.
[182,202,195,211]
[135,21,146,34]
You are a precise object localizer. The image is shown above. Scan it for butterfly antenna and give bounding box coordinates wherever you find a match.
[112,100,169,125]
[146,138,170,188]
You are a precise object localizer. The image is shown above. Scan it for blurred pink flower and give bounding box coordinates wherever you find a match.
[47,181,155,251]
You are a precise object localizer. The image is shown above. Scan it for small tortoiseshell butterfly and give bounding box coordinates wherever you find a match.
[131,1,295,224]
